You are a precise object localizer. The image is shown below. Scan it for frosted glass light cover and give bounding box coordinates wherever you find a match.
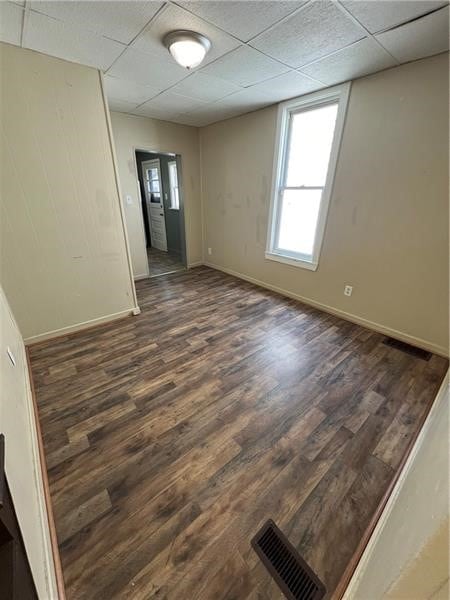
[169,39,207,69]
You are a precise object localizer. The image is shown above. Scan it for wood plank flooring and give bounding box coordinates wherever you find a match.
[28,267,448,600]
[147,247,185,277]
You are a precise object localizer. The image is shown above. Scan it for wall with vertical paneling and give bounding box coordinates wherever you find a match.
[0,43,136,342]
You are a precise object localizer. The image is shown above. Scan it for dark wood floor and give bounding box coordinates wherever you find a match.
[147,246,185,277]
[29,267,448,600]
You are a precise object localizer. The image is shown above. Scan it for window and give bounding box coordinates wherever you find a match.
[266,83,350,271]
[168,161,180,210]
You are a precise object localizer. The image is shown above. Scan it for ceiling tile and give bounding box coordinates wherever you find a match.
[178,1,306,42]
[200,45,289,86]
[0,2,23,45]
[375,6,449,63]
[183,103,244,126]
[169,71,242,102]
[133,3,240,66]
[250,0,365,68]
[301,38,397,85]
[104,75,161,105]
[107,99,139,113]
[30,1,164,45]
[136,91,209,114]
[131,104,189,122]
[249,70,324,102]
[107,47,188,88]
[340,0,447,34]
[24,11,125,70]
[213,87,274,110]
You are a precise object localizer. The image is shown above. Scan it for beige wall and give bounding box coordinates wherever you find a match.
[343,375,449,599]
[200,53,449,355]
[110,111,202,278]
[0,285,58,598]
[0,43,136,342]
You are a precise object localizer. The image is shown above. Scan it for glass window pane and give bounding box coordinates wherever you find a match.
[277,189,322,257]
[285,103,338,187]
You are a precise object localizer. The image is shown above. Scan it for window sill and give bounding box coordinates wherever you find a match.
[265,251,318,272]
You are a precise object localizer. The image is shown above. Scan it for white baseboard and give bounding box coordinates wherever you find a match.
[24,308,135,345]
[188,261,203,268]
[203,261,448,357]
[134,274,149,281]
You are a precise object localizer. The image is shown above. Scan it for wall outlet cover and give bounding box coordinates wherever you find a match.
[344,285,353,297]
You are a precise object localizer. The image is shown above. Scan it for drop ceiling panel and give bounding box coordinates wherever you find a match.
[178,1,306,42]
[183,103,244,126]
[169,72,242,102]
[0,2,23,45]
[200,45,289,86]
[24,10,126,71]
[29,1,164,45]
[131,104,189,122]
[107,47,188,88]
[341,0,447,34]
[104,75,161,104]
[213,87,274,111]
[375,6,449,62]
[249,70,324,102]
[133,3,240,66]
[107,98,139,113]
[136,91,208,114]
[250,0,365,68]
[302,38,397,85]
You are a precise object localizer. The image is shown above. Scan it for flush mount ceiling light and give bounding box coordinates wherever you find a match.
[163,30,211,69]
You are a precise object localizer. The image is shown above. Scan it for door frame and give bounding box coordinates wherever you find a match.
[132,147,187,277]
[141,158,168,252]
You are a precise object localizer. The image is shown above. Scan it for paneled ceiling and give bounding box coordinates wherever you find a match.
[1,0,449,126]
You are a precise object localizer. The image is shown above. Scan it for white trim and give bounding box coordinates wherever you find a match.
[132,146,188,267]
[342,372,449,599]
[99,71,140,311]
[24,309,134,345]
[188,261,203,268]
[266,83,351,270]
[265,251,317,271]
[203,261,449,357]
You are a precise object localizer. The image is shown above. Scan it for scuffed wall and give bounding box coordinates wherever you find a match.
[0,43,136,341]
[200,53,449,355]
[110,111,201,278]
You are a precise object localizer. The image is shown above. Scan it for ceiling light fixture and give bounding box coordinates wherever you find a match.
[163,30,211,69]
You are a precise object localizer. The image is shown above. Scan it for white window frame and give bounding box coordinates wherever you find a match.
[168,160,180,210]
[265,83,351,272]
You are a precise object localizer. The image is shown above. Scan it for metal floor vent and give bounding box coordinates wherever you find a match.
[251,520,326,600]
[383,337,432,361]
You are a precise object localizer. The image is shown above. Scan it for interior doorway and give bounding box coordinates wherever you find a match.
[135,150,186,278]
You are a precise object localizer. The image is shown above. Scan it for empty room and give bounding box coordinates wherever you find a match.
[0,1,449,599]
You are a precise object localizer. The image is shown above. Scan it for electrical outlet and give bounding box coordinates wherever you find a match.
[344,285,353,297]
[208,247,212,255]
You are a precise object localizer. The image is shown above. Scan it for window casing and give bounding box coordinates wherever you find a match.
[266,83,351,271]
